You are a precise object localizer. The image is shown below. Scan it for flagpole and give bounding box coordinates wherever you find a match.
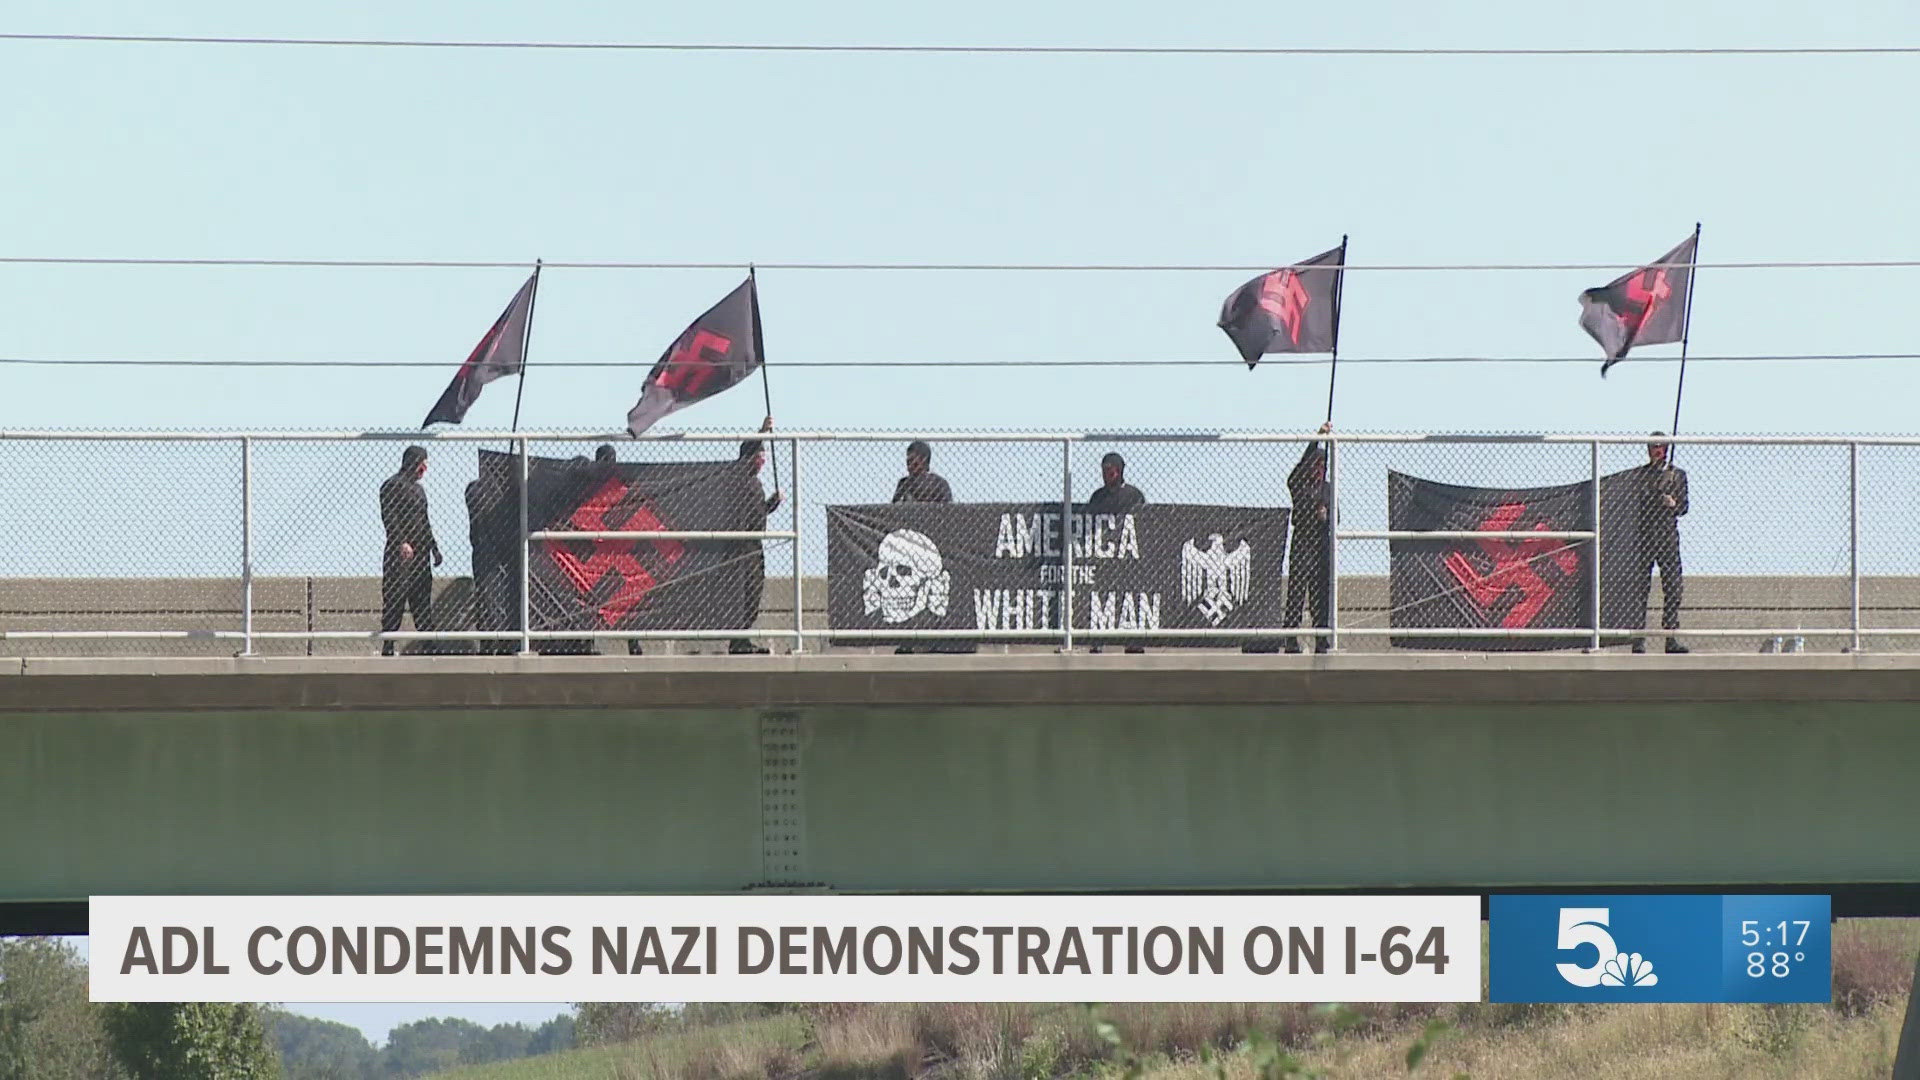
[1323,235,1348,424]
[1668,224,1702,458]
[751,265,781,495]
[510,260,541,434]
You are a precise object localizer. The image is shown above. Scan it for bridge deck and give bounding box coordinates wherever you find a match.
[4,652,1920,710]
[6,574,1920,657]
[3,655,1915,931]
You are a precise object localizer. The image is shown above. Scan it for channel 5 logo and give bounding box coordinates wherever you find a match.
[1552,907,1657,988]
[1490,895,1830,1004]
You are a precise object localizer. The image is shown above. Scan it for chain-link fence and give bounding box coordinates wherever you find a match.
[0,431,1907,657]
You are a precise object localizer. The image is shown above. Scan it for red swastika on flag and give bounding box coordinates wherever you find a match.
[1623,267,1672,328]
[1258,269,1311,345]
[547,477,686,626]
[655,329,733,397]
[1441,502,1581,628]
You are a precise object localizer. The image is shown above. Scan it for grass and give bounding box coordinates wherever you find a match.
[1150,1001,1910,1079]
[423,1013,806,1080]
[423,920,1918,1080]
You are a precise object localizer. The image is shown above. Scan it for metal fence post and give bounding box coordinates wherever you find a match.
[240,436,254,657]
[1326,435,1340,652]
[790,437,804,655]
[517,437,532,656]
[1589,439,1602,653]
[1061,438,1074,653]
[1850,441,1861,654]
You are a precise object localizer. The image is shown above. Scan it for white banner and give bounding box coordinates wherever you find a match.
[90,895,1481,1003]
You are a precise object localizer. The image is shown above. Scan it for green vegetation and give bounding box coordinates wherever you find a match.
[0,937,123,1080]
[421,999,1912,1080]
[266,1010,576,1078]
[0,922,1908,1080]
[0,938,574,1080]
[102,1003,282,1080]
[0,939,285,1080]
[420,921,1918,1080]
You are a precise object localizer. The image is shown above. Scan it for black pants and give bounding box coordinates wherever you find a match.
[380,560,433,653]
[1284,528,1330,637]
[1640,530,1684,631]
[471,557,511,653]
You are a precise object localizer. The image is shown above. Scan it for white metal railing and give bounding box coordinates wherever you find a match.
[6,428,1920,444]
[0,430,1903,656]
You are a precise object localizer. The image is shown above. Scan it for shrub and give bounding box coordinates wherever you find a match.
[1728,1003,1814,1055]
[1830,936,1915,1018]
[575,1004,671,1047]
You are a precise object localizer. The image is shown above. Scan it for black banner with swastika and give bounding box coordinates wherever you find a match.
[1387,470,1655,650]
[474,449,770,644]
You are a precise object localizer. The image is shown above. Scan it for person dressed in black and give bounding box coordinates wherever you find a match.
[1633,432,1690,654]
[1087,452,1146,654]
[379,445,442,655]
[892,440,953,504]
[1087,451,1144,512]
[1250,423,1333,655]
[464,471,509,655]
[729,419,784,655]
[889,440,968,653]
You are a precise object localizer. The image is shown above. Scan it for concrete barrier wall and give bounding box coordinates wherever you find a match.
[3,698,1915,899]
[5,574,1920,656]
[0,707,765,898]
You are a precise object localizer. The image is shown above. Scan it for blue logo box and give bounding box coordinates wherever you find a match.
[1490,894,1830,1003]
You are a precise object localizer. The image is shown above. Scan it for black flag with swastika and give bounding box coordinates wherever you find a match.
[626,274,765,435]
[422,270,538,427]
[1581,233,1697,375]
[1217,244,1345,368]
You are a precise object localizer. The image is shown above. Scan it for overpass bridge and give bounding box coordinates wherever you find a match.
[4,652,1917,935]
[1,430,1916,936]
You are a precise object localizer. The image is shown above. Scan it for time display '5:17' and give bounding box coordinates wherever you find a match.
[1740,919,1811,979]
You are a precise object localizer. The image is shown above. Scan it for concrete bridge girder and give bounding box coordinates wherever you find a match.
[1,656,1917,929]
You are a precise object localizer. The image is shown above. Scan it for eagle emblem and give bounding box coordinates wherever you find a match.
[1181,534,1253,625]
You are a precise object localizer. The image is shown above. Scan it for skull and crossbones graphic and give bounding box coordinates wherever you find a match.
[862,529,952,623]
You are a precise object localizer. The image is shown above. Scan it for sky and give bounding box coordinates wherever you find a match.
[11,0,1920,1043]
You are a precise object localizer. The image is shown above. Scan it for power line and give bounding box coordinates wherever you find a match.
[3,32,1917,56]
[0,353,1910,370]
[3,256,1919,272]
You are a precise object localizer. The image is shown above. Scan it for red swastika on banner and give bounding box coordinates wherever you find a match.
[548,477,686,626]
[655,329,733,397]
[1441,502,1581,628]
[1258,269,1311,345]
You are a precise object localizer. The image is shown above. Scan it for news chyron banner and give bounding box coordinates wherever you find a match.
[1490,895,1833,1004]
[826,503,1290,647]
[90,896,1479,1003]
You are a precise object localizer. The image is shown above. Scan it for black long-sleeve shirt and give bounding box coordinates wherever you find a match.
[1087,482,1144,511]
[892,472,953,503]
[379,473,440,565]
[1640,463,1689,535]
[1288,443,1330,531]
